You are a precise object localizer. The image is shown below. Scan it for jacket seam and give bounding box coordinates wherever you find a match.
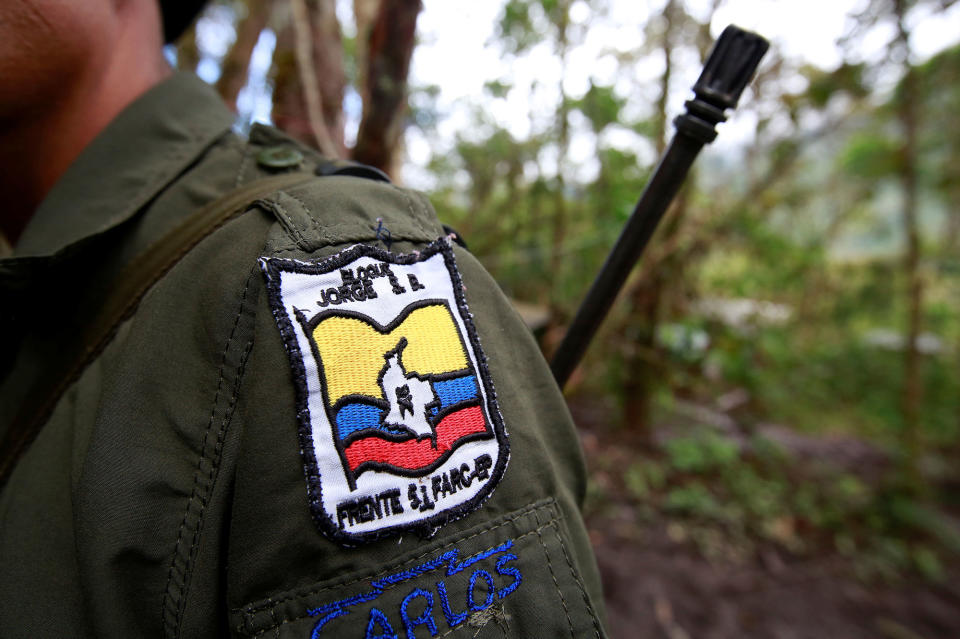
[392,184,433,238]
[234,138,251,188]
[161,267,259,638]
[551,518,603,639]
[267,199,310,249]
[284,190,323,233]
[534,521,576,639]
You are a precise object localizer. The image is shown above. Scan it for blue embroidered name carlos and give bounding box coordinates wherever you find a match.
[307,539,524,638]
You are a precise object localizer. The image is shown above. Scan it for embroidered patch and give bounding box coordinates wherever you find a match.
[261,239,509,543]
[307,538,523,638]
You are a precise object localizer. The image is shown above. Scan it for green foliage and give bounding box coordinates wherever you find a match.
[408,85,442,130]
[665,431,739,474]
[497,0,547,54]
[840,133,901,179]
[483,79,512,99]
[802,62,870,108]
[572,83,625,133]
[912,545,944,581]
[427,0,960,584]
[665,483,722,519]
[611,428,959,581]
[625,460,667,499]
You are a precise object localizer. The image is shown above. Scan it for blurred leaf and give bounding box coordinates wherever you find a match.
[497,0,539,54]
[665,483,722,519]
[572,82,625,133]
[912,545,944,581]
[840,133,900,179]
[484,79,512,98]
[664,432,740,474]
[803,62,869,107]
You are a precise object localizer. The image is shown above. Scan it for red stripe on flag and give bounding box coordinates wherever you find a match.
[344,406,488,473]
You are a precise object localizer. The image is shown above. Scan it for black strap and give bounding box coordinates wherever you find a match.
[0,172,316,488]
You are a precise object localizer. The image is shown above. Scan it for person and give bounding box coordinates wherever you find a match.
[0,1,608,636]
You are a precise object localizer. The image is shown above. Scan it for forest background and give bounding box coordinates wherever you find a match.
[172,0,960,636]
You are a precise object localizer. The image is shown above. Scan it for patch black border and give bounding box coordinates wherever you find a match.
[260,239,509,545]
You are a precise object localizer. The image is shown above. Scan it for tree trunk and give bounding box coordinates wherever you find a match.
[272,0,346,157]
[622,0,678,435]
[548,0,571,325]
[653,0,676,156]
[894,0,924,490]
[351,0,421,176]
[271,12,310,143]
[353,0,380,96]
[176,22,201,73]
[289,0,342,157]
[216,0,272,112]
[311,0,347,155]
[622,273,664,438]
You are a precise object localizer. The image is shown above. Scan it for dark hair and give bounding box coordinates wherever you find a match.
[160,1,208,43]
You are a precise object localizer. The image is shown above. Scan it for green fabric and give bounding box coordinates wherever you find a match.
[0,172,319,488]
[13,73,236,259]
[0,73,607,638]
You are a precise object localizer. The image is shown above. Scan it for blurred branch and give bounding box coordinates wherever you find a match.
[216,0,272,111]
[289,0,340,157]
[352,0,422,175]
[353,0,379,97]
[175,22,201,73]
[893,0,925,491]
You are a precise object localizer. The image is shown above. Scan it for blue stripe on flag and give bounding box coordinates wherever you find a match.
[336,403,384,440]
[433,375,478,410]
[335,374,479,441]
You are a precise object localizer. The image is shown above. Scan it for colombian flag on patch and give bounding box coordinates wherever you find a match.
[261,239,508,543]
[308,300,489,480]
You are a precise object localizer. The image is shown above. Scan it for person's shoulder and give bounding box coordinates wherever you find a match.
[149,130,609,637]
[216,165,608,638]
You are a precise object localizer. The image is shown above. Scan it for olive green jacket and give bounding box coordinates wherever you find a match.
[0,73,607,638]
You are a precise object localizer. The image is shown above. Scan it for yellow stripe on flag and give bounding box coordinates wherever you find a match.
[311,304,469,404]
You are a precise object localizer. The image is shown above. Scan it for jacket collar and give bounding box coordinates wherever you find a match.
[10,72,235,260]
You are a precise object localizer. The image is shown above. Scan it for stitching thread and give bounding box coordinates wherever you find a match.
[236,503,604,639]
[269,200,309,248]
[270,182,443,249]
[394,185,429,237]
[177,337,254,626]
[551,522,603,639]
[0,162,265,490]
[236,499,554,616]
[265,229,437,257]
[251,599,281,639]
[235,141,250,188]
[307,536,520,634]
[271,607,281,639]
[161,268,258,637]
[413,190,435,227]
[285,190,322,233]
[250,522,555,634]
[535,524,575,639]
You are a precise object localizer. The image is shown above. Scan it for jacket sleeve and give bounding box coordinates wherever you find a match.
[186,176,608,638]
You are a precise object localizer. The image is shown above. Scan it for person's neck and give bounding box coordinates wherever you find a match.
[0,26,171,247]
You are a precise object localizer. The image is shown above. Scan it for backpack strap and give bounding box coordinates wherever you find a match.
[0,171,317,488]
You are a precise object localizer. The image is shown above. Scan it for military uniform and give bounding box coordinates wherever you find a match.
[0,73,607,638]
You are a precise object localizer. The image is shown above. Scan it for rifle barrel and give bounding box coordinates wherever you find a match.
[550,25,769,388]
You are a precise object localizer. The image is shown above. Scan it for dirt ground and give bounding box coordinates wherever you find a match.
[570,399,960,639]
[591,524,959,639]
